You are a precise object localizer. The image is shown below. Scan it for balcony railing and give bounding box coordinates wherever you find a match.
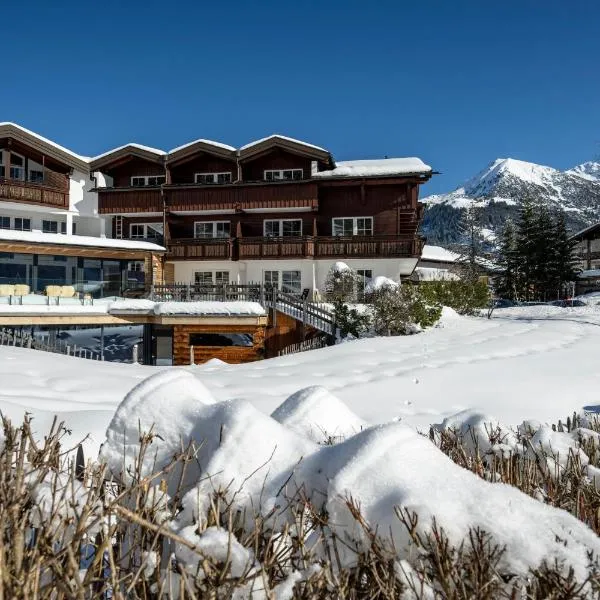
[168,238,232,259]
[166,235,420,260]
[0,177,69,209]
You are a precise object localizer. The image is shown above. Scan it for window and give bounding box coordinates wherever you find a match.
[189,332,253,347]
[131,175,166,187]
[264,219,302,237]
[195,172,232,184]
[29,170,44,183]
[194,271,213,285]
[129,223,163,240]
[264,169,303,181]
[194,221,230,239]
[128,261,144,272]
[332,217,373,237]
[215,271,230,285]
[14,218,31,231]
[0,154,4,178]
[264,270,301,295]
[9,153,25,180]
[356,269,373,295]
[42,220,58,234]
[60,222,67,234]
[0,217,10,230]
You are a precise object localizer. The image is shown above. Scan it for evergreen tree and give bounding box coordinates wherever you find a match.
[515,200,538,301]
[496,220,519,299]
[549,212,579,298]
[453,202,485,283]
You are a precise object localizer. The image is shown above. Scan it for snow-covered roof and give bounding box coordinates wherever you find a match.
[420,244,460,263]
[578,269,600,279]
[0,122,90,172]
[239,134,328,153]
[0,229,165,252]
[90,143,166,163]
[168,139,237,154]
[110,300,266,316]
[313,157,432,179]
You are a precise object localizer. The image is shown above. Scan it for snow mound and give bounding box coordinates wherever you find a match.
[297,423,600,577]
[364,276,398,294]
[271,385,366,443]
[332,261,351,273]
[154,301,265,316]
[435,409,518,457]
[100,370,216,486]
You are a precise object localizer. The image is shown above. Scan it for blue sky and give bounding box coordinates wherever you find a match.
[2,0,599,194]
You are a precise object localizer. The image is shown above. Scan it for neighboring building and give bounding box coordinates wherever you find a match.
[0,123,164,295]
[413,244,461,280]
[90,135,433,297]
[571,222,600,272]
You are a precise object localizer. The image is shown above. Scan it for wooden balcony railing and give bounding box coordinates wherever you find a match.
[238,236,315,259]
[97,189,163,214]
[166,235,420,260]
[168,238,232,259]
[0,177,69,209]
[314,235,420,258]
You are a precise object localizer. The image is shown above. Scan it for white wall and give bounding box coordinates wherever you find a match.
[170,257,418,292]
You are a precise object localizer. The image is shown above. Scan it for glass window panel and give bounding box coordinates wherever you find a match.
[215,271,229,285]
[130,224,145,239]
[29,170,44,183]
[293,169,302,180]
[282,220,301,237]
[194,271,213,285]
[264,221,279,237]
[265,171,274,181]
[10,166,24,180]
[10,154,24,167]
[0,217,10,229]
[189,332,253,347]
[264,270,278,288]
[357,218,373,236]
[281,270,302,295]
[215,222,230,238]
[332,218,352,236]
[217,173,231,183]
[14,218,31,231]
[42,220,58,233]
[194,222,213,238]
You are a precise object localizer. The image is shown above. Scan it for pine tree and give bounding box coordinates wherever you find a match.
[453,202,485,283]
[496,220,519,299]
[515,200,538,301]
[549,212,579,298]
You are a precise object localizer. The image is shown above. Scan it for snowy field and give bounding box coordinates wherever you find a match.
[1,304,599,456]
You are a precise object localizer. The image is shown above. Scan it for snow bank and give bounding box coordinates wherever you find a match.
[313,158,431,178]
[0,229,165,252]
[154,301,266,316]
[271,385,365,443]
[100,370,216,488]
[364,276,398,294]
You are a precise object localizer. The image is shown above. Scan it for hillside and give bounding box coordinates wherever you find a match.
[421,158,600,246]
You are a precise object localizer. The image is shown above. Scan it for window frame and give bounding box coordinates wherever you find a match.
[42,220,59,234]
[264,169,303,181]
[193,221,231,239]
[332,216,374,237]
[263,219,303,238]
[9,152,25,180]
[129,223,162,240]
[194,172,232,184]
[263,269,302,295]
[0,216,10,230]
[13,217,31,231]
[130,175,166,187]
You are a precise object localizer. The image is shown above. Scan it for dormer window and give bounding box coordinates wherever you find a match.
[131,175,166,187]
[264,169,303,181]
[195,172,232,184]
[5,153,25,180]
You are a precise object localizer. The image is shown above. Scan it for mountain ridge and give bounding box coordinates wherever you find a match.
[420,158,600,246]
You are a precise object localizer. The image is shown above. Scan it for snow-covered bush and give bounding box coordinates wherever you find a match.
[419,279,490,315]
[323,262,361,302]
[332,299,372,339]
[369,284,442,335]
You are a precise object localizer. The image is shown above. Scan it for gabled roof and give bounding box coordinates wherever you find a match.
[0,122,90,173]
[570,222,600,241]
[89,143,166,171]
[239,134,333,165]
[167,138,237,165]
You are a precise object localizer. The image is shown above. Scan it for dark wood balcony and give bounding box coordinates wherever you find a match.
[168,238,232,260]
[167,180,318,212]
[315,236,420,258]
[166,235,420,260]
[97,189,163,214]
[238,236,315,259]
[0,177,69,209]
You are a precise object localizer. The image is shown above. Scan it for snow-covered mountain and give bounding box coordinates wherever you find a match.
[421,158,600,246]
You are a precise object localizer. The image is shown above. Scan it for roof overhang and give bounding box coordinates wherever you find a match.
[167,140,237,166]
[239,135,334,167]
[89,145,165,172]
[0,123,89,173]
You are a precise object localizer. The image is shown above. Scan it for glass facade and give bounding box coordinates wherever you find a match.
[0,252,146,297]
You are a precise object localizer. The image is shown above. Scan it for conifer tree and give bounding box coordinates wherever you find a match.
[496,220,519,299]
[453,202,485,283]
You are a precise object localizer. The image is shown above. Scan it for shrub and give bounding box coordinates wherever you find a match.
[420,279,490,315]
[369,284,442,336]
[332,299,372,339]
[324,263,361,303]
